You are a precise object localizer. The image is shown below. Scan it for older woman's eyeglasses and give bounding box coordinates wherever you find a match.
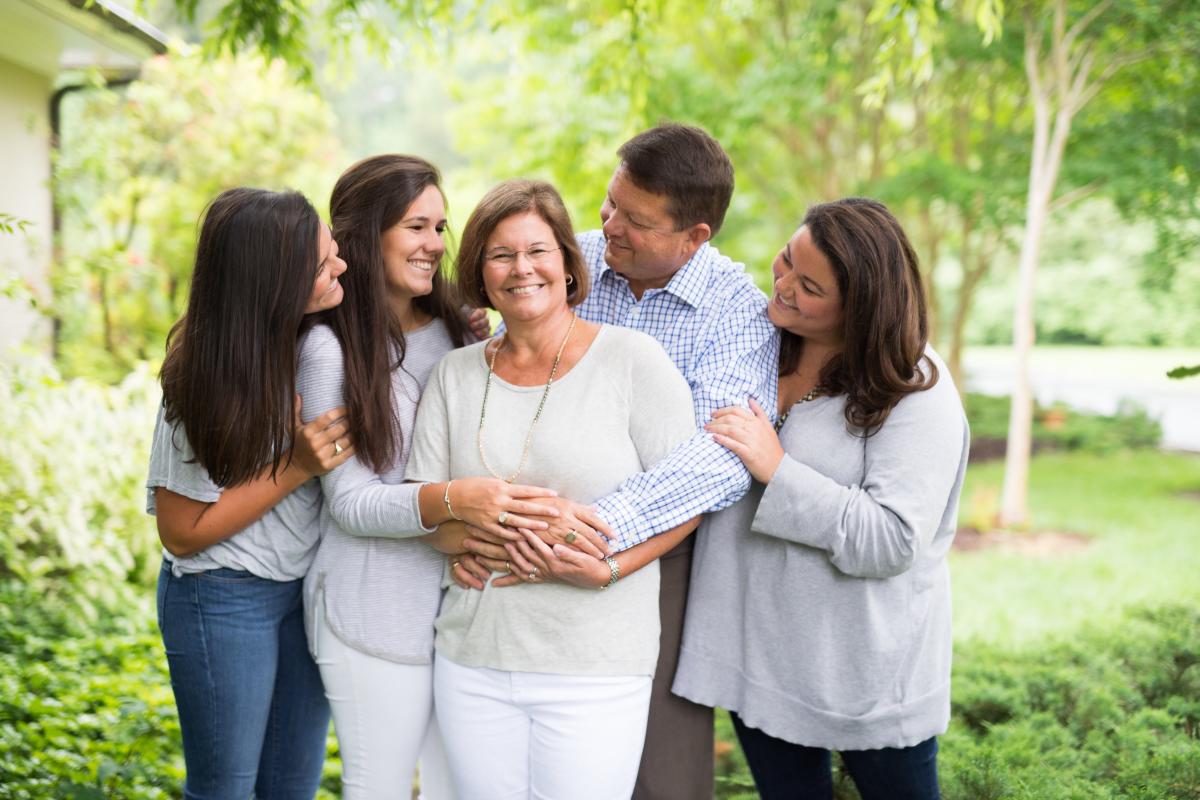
[485,246,560,267]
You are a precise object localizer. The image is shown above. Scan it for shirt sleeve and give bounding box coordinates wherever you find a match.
[404,356,453,485]
[751,381,968,578]
[595,294,779,551]
[145,403,222,515]
[296,326,431,539]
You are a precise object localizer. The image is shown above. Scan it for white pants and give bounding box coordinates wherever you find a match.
[434,653,652,800]
[315,604,454,799]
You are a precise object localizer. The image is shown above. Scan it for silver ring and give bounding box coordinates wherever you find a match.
[528,571,538,580]
[333,440,344,455]
[498,511,510,526]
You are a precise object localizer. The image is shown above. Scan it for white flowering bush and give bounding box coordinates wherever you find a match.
[0,355,161,612]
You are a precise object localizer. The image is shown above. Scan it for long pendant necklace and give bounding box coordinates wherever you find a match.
[477,313,578,483]
[774,384,824,432]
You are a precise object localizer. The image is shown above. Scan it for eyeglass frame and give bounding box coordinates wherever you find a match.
[484,245,562,267]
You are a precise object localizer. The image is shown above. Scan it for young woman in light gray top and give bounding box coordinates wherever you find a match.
[675,198,968,800]
[297,156,562,799]
[406,180,700,799]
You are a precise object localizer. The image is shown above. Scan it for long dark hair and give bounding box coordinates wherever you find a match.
[779,197,938,434]
[327,154,468,473]
[161,187,321,486]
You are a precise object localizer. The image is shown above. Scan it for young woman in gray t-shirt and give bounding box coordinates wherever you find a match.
[148,188,356,797]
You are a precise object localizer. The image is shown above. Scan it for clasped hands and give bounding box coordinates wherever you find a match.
[449,496,614,591]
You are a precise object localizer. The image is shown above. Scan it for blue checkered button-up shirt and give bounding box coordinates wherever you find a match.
[574,229,779,551]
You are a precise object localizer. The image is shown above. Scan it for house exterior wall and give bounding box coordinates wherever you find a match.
[0,57,53,350]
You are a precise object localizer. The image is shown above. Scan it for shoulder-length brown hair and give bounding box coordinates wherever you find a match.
[456,179,589,310]
[161,187,320,486]
[325,154,469,473]
[780,197,938,434]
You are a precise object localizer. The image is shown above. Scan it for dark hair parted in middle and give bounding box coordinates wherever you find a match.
[781,197,938,435]
[617,122,735,236]
[327,154,469,473]
[456,179,590,310]
[161,187,321,487]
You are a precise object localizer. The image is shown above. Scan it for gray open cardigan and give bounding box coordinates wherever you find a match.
[673,350,969,751]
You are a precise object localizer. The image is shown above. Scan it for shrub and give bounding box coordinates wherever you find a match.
[965,393,1161,458]
[0,354,161,617]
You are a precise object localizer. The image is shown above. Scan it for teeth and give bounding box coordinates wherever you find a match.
[508,285,542,295]
[409,260,434,272]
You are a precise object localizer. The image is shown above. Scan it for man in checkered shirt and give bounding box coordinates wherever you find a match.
[578,123,778,799]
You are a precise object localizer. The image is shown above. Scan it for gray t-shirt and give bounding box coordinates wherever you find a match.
[145,403,322,581]
[298,321,455,664]
[406,325,695,677]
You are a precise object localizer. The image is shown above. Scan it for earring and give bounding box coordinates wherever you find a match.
[565,274,575,286]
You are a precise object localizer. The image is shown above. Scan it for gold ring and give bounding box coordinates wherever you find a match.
[333,440,344,455]
[565,530,577,544]
[498,511,510,525]
[451,560,461,568]
[505,561,511,573]
[528,570,537,580]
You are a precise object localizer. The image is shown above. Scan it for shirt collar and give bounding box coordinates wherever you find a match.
[595,241,713,309]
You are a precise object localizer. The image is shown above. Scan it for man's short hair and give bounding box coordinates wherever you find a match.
[617,123,735,236]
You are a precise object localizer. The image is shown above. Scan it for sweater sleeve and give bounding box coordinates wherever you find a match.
[751,377,967,579]
[296,325,431,539]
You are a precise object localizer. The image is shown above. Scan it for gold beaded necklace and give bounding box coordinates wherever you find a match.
[477,313,578,483]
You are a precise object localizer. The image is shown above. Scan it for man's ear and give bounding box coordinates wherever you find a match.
[683,222,712,252]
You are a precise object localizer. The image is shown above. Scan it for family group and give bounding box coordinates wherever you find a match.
[148,123,969,800]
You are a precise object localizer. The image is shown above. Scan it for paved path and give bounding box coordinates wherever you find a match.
[962,346,1200,452]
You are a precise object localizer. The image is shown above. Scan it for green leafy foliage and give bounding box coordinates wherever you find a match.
[966,393,1162,456]
[52,47,343,381]
[0,355,161,617]
[1167,365,1200,379]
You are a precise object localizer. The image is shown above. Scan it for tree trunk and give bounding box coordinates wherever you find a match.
[999,6,1077,527]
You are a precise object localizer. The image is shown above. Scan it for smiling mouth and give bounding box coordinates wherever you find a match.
[774,294,797,310]
[507,284,545,296]
[409,259,436,272]
[324,278,341,295]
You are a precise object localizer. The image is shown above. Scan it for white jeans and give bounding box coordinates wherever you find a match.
[434,653,652,800]
[315,603,454,799]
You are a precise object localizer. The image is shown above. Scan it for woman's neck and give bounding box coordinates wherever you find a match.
[500,309,575,365]
[391,294,430,333]
[793,339,840,381]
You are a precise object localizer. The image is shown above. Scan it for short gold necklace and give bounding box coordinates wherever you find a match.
[774,384,824,432]
[477,313,578,483]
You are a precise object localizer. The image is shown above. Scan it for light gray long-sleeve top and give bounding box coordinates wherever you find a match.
[673,349,969,750]
[297,321,454,664]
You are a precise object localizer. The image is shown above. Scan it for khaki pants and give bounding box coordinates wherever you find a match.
[633,539,714,800]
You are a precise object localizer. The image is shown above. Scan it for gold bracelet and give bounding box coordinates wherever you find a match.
[443,480,462,521]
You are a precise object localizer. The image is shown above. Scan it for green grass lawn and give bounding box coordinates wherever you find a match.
[952,451,1200,646]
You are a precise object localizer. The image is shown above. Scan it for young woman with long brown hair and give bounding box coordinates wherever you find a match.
[150,187,354,798]
[295,156,562,797]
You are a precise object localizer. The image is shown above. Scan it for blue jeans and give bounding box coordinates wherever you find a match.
[731,712,940,800]
[157,561,329,799]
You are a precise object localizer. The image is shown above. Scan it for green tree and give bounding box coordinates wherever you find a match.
[998,0,1200,526]
[52,46,344,379]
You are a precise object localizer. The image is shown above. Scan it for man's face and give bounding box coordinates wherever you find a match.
[599,166,708,294]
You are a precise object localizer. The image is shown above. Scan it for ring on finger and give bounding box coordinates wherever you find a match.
[565,529,577,544]
[528,570,538,581]
[504,561,511,574]
[498,511,510,526]
[451,560,461,568]
[333,439,344,455]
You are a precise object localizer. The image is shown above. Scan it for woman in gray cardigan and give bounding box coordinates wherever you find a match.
[674,198,969,800]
